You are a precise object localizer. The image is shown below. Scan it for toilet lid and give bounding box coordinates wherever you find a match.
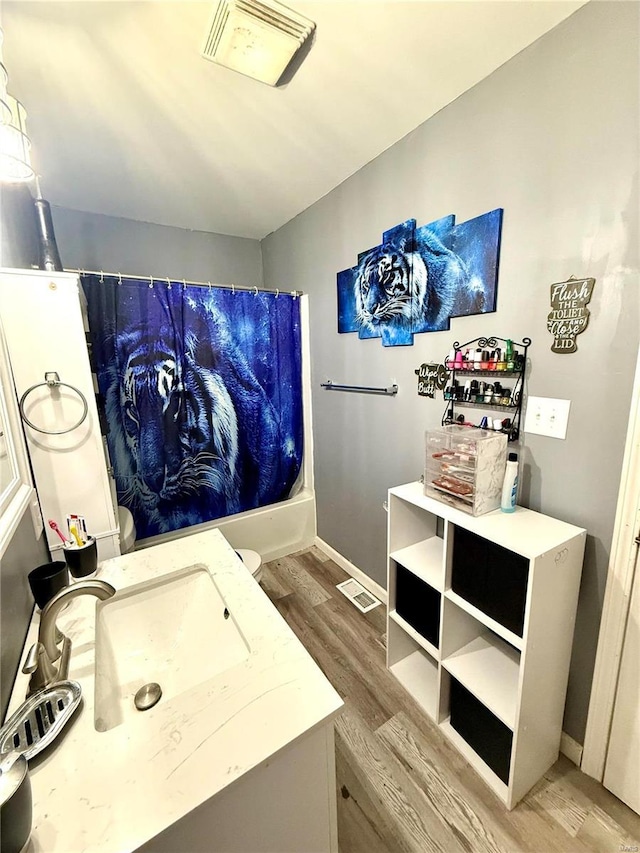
[118,506,136,542]
[235,549,262,575]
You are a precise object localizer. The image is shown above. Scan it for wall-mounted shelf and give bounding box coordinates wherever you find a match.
[453,400,517,411]
[441,337,531,441]
[450,370,521,379]
[386,481,586,809]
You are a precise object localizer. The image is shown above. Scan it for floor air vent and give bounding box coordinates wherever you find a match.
[336,579,381,614]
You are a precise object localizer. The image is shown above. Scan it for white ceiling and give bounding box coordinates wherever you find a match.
[3,1,587,240]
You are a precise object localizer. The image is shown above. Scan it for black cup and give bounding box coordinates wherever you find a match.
[28,561,69,609]
[63,536,98,578]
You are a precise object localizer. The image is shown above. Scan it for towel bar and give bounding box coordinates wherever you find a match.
[321,381,398,396]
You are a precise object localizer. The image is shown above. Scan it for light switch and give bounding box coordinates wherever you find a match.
[524,396,571,439]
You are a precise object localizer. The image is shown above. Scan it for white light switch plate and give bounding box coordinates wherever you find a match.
[524,397,571,439]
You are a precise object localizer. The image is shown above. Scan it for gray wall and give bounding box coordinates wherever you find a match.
[0,184,49,719]
[262,1,640,743]
[0,184,40,270]
[0,512,48,717]
[51,207,264,287]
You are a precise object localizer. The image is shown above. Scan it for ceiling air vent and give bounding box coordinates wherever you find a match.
[201,0,315,86]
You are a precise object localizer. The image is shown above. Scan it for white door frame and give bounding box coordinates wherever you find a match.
[582,345,640,780]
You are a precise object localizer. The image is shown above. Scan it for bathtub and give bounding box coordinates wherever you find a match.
[136,487,317,562]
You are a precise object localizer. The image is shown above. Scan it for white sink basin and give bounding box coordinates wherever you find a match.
[94,564,250,732]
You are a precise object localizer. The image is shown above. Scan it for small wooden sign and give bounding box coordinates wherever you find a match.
[547,277,595,353]
[415,363,448,398]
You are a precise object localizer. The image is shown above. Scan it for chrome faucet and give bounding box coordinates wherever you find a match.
[23,579,116,695]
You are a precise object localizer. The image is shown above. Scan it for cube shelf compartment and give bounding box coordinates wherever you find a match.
[396,565,441,648]
[386,481,586,809]
[449,678,513,785]
[451,526,529,637]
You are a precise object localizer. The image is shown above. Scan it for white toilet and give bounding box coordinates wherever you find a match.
[117,506,137,554]
[235,549,263,584]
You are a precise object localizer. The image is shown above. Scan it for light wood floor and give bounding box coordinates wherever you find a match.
[262,547,640,853]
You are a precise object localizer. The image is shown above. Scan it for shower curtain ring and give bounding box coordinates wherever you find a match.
[118,273,122,285]
[232,284,235,295]
[149,276,154,289]
[208,281,212,292]
[100,270,104,283]
[253,286,258,296]
[167,277,171,290]
[183,279,186,291]
[275,288,279,298]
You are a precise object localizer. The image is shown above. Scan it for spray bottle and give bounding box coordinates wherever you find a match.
[501,452,519,513]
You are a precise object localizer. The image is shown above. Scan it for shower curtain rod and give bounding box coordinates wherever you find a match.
[64,268,303,298]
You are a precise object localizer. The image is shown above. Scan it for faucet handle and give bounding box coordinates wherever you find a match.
[23,642,60,696]
[23,643,42,674]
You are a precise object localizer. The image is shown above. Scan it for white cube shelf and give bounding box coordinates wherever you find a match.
[386,481,586,809]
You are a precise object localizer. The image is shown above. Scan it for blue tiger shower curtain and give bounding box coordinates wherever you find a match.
[83,275,303,541]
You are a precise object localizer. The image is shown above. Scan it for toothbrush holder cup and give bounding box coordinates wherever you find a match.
[63,537,98,578]
[28,561,69,609]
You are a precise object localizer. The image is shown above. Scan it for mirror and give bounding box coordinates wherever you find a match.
[0,313,36,557]
[0,404,17,498]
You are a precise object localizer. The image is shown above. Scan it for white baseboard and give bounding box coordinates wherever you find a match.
[560,731,583,767]
[314,537,387,604]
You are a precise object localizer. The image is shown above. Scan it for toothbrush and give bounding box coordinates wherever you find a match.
[69,525,83,548]
[78,515,88,543]
[48,519,69,545]
[67,513,83,545]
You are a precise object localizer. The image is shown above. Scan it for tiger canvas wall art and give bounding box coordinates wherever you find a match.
[337,209,503,346]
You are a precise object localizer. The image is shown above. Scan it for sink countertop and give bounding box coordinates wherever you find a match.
[7,530,343,853]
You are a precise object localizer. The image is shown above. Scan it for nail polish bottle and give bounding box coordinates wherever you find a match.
[505,340,514,371]
[463,380,471,401]
[484,384,494,404]
[463,349,472,369]
[476,381,485,403]
[454,350,464,370]
[446,349,456,369]
[481,350,490,370]
[473,348,483,370]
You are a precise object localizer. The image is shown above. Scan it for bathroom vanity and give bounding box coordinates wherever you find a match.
[7,530,343,852]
